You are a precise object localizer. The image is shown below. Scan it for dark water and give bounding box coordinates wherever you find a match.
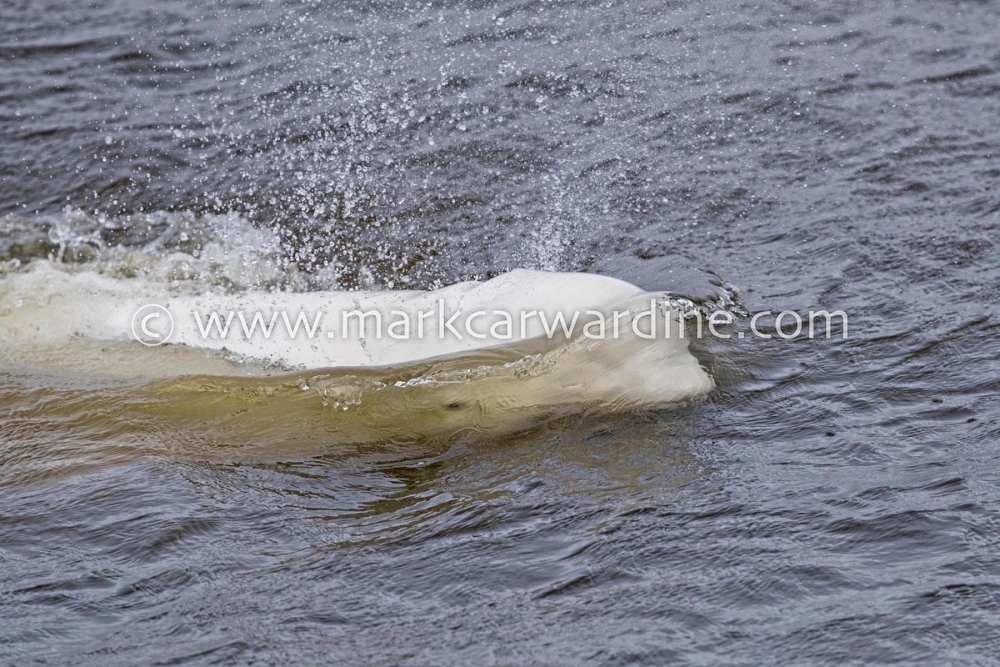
[3,0,1000,664]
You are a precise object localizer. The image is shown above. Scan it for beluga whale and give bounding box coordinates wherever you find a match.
[0,263,713,448]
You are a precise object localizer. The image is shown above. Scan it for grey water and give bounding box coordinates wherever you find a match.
[2,0,1000,664]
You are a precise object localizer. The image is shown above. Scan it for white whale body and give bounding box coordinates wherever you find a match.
[0,262,713,447]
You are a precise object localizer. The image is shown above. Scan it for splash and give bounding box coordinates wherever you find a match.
[0,208,324,291]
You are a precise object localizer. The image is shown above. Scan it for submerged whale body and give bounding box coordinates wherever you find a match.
[0,264,713,448]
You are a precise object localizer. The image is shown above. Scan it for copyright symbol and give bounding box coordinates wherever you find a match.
[131,304,174,346]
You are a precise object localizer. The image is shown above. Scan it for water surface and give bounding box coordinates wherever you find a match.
[2,0,999,664]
